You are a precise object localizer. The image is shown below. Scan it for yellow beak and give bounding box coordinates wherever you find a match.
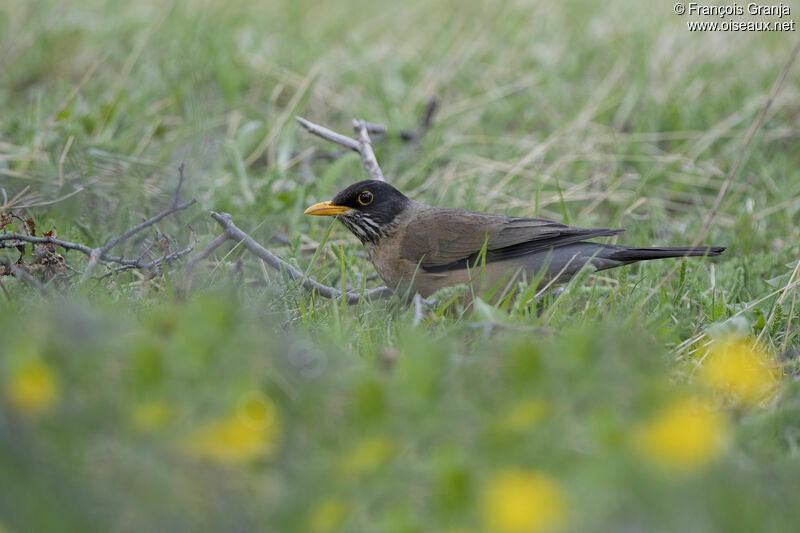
[304,201,353,216]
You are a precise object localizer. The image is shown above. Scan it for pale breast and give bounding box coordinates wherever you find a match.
[367,232,418,291]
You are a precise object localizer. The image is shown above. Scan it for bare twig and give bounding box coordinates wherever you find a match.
[364,122,387,135]
[99,231,197,278]
[1,165,196,284]
[295,116,360,151]
[400,98,438,141]
[185,231,231,276]
[352,119,385,181]
[294,102,436,180]
[295,116,386,181]
[98,164,195,257]
[1,233,96,256]
[208,212,391,304]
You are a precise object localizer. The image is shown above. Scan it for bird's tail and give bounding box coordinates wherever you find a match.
[606,246,726,263]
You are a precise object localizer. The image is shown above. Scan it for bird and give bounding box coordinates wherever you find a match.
[304,180,725,299]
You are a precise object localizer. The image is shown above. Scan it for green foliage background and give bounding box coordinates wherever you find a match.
[1,0,800,531]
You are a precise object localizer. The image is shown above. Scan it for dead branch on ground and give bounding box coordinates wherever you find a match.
[295,117,386,181]
[293,98,438,179]
[1,165,196,286]
[399,99,438,142]
[206,212,392,304]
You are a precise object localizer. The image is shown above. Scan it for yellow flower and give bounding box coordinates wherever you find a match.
[633,395,727,471]
[308,498,349,533]
[701,337,777,405]
[6,359,59,416]
[237,390,275,426]
[497,399,548,432]
[132,401,175,431]
[340,436,396,477]
[482,469,566,533]
[181,393,279,464]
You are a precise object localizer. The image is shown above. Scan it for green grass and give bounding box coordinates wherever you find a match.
[2,0,800,531]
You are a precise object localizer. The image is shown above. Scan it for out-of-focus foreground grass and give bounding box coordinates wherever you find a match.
[1,298,797,532]
[1,0,800,531]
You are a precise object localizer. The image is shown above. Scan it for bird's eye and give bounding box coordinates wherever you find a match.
[358,191,373,206]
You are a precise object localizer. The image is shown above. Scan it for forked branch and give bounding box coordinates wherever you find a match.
[1,165,196,284]
[295,116,386,181]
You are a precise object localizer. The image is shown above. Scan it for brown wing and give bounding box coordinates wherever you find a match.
[400,206,623,272]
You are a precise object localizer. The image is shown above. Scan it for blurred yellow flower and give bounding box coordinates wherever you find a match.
[6,359,59,416]
[132,401,175,431]
[237,390,276,427]
[482,469,566,533]
[497,399,548,432]
[181,393,279,464]
[308,498,349,533]
[701,337,777,405]
[340,436,396,477]
[633,395,727,471]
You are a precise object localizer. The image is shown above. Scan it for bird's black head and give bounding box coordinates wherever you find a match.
[304,180,411,244]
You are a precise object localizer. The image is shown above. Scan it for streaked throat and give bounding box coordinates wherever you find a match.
[338,212,383,245]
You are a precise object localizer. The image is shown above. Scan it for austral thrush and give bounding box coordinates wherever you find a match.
[305,180,725,298]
